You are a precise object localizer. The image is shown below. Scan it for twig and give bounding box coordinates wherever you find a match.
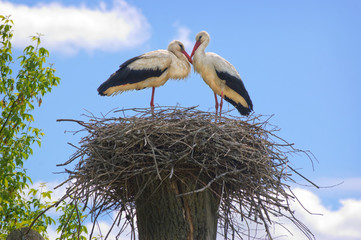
[50,106,318,240]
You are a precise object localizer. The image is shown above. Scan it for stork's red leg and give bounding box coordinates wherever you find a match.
[150,87,155,108]
[214,92,219,116]
[219,91,224,118]
[150,87,155,114]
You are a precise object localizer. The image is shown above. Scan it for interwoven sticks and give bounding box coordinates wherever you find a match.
[56,106,316,239]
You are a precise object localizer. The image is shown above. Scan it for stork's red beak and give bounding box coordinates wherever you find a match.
[190,40,201,59]
[182,50,192,64]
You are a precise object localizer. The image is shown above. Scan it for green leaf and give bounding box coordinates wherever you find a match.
[0,16,64,238]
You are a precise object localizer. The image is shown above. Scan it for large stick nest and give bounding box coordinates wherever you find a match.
[56,106,316,239]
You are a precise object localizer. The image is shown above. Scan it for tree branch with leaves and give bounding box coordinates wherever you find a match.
[0,15,58,239]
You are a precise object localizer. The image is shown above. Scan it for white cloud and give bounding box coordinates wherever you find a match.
[272,188,361,240]
[173,23,193,52]
[26,180,131,239]
[85,220,132,240]
[0,0,150,54]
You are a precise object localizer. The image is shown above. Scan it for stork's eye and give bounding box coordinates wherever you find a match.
[179,44,184,50]
[198,35,202,41]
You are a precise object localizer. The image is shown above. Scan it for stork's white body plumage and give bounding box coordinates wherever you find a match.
[98,40,191,107]
[191,31,253,116]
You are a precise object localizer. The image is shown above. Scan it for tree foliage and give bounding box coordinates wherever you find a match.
[0,15,59,238]
[56,201,88,240]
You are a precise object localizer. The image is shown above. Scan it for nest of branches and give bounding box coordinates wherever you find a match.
[56,106,316,239]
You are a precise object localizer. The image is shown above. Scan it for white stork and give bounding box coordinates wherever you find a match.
[98,40,192,108]
[190,31,253,116]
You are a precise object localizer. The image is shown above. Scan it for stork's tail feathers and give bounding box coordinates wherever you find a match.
[97,71,125,96]
[97,84,107,96]
[224,96,253,116]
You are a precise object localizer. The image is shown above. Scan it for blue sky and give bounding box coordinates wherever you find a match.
[2,0,361,239]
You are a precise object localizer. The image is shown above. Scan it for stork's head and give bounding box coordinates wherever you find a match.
[168,40,192,64]
[191,31,210,58]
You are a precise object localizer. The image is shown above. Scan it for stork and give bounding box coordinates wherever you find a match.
[190,31,253,116]
[98,40,192,108]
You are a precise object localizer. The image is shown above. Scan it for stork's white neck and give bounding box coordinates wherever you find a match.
[197,37,209,55]
[193,38,209,68]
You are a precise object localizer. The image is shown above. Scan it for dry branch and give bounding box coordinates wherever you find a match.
[55,106,317,239]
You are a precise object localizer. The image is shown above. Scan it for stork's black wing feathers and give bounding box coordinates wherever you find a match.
[215,70,253,115]
[97,55,167,96]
